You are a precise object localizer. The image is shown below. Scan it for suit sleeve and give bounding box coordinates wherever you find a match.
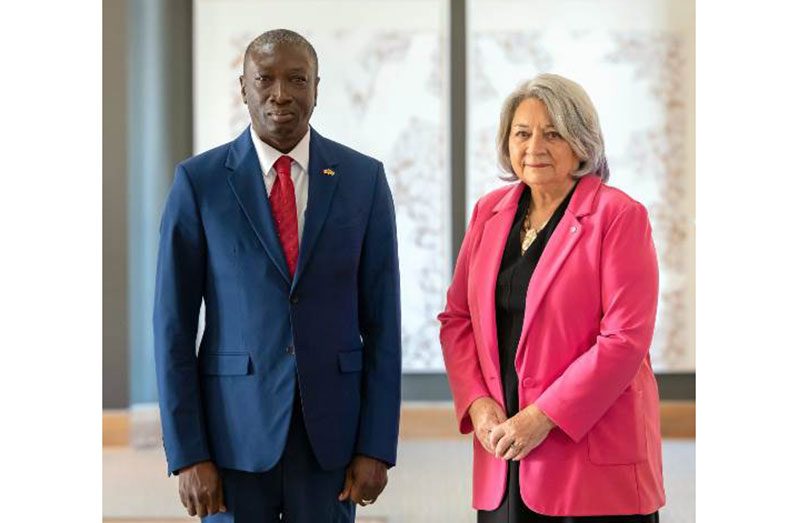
[534,202,659,443]
[153,165,211,475]
[438,202,492,434]
[355,163,402,467]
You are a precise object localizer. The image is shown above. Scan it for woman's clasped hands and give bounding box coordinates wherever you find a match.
[468,397,508,454]
[469,397,556,462]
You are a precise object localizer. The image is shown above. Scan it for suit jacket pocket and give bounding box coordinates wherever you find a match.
[325,208,367,230]
[587,387,647,465]
[200,352,251,376]
[338,350,363,373]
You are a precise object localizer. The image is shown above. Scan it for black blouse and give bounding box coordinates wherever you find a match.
[495,183,574,416]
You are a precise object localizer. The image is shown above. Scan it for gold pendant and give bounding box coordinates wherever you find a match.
[521,228,537,253]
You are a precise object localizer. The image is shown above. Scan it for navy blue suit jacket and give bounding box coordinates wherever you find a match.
[153,127,401,475]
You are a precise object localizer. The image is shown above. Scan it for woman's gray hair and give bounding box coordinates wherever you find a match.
[496,73,609,181]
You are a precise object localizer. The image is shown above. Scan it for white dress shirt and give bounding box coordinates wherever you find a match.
[249,125,310,244]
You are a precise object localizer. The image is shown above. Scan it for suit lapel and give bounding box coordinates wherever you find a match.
[515,175,602,361]
[292,128,340,290]
[473,183,526,382]
[226,128,291,285]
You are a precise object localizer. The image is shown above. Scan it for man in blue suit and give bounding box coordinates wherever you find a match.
[153,29,401,522]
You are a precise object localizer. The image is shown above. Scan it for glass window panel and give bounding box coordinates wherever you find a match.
[466,0,695,371]
[194,0,451,371]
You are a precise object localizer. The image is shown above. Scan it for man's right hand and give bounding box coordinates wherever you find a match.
[468,397,507,454]
[178,461,226,518]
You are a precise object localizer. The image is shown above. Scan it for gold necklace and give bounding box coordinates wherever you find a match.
[521,182,577,253]
[521,210,550,254]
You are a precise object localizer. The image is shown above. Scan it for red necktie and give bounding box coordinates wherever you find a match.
[269,155,299,278]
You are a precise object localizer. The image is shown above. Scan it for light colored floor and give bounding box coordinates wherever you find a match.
[104,439,694,523]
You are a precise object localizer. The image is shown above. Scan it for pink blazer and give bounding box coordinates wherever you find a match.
[439,175,665,516]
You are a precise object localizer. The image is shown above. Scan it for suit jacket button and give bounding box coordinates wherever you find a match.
[521,377,534,388]
[286,345,295,355]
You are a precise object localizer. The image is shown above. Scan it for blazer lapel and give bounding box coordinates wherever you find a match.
[292,128,340,290]
[515,175,603,361]
[225,128,291,285]
[472,183,526,384]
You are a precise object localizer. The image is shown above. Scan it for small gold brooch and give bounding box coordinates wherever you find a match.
[322,168,335,176]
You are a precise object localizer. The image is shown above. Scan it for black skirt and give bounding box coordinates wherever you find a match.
[477,461,660,523]
[478,182,658,523]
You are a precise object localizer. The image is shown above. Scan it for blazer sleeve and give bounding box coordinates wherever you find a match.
[534,202,659,443]
[354,163,402,467]
[438,202,492,434]
[153,165,211,475]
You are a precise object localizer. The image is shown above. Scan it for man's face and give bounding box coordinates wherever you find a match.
[240,43,319,153]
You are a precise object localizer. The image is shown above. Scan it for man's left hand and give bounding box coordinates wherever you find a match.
[338,455,388,506]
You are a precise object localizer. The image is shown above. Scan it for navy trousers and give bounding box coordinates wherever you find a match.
[203,389,355,523]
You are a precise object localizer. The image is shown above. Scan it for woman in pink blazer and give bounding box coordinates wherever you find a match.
[439,74,665,522]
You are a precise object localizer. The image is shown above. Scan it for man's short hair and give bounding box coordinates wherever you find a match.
[244,29,319,76]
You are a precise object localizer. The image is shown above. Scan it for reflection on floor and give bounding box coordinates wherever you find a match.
[104,439,694,523]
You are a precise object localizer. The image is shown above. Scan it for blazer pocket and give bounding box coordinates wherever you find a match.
[325,221,363,234]
[587,388,647,465]
[325,210,367,230]
[200,352,251,376]
[338,350,363,373]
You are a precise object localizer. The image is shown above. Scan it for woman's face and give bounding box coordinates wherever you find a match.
[508,97,581,189]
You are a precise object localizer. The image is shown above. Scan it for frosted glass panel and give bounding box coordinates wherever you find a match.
[467,0,695,371]
[194,0,451,371]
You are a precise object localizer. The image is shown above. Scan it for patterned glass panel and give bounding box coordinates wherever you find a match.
[466,0,695,371]
[194,0,451,371]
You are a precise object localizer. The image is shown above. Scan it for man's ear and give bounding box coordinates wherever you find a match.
[314,76,320,107]
[239,75,247,104]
